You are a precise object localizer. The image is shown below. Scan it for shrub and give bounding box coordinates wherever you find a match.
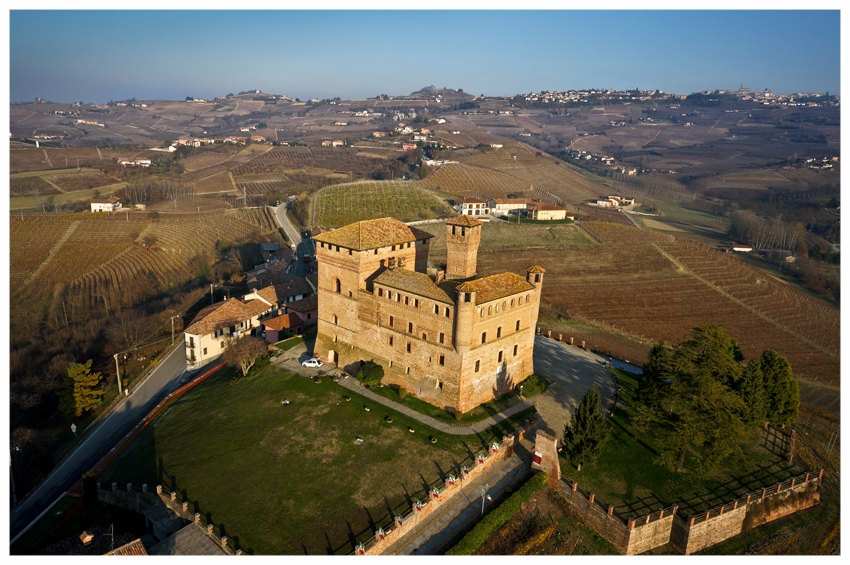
[454,410,463,422]
[517,374,549,397]
[398,387,407,399]
[446,472,549,555]
[356,360,384,386]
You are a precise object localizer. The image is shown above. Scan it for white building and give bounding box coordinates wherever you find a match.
[90,196,122,212]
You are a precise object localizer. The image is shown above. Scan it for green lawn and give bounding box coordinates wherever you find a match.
[560,368,801,519]
[98,364,522,555]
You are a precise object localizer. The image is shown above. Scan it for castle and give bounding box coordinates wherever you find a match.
[313,215,544,414]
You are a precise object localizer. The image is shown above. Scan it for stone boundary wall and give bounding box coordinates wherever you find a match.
[670,469,823,554]
[98,481,241,554]
[554,469,823,555]
[359,430,523,555]
[536,326,646,368]
[553,479,678,554]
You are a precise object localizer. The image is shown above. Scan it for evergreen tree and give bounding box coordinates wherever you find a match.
[563,387,609,470]
[738,357,767,426]
[63,360,105,418]
[633,324,748,474]
[636,341,671,408]
[759,349,799,426]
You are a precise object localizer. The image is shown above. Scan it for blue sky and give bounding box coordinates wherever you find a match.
[8,9,841,103]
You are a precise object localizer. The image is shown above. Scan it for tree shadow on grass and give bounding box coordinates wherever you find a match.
[609,414,658,456]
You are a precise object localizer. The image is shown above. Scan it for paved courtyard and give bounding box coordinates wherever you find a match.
[531,335,620,438]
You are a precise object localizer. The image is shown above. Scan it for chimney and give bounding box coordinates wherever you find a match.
[79,531,94,546]
[397,256,406,269]
[387,257,397,270]
[435,270,445,285]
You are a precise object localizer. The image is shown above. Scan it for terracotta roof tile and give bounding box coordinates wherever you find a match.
[374,268,454,304]
[313,218,434,251]
[263,313,302,331]
[489,198,534,205]
[185,297,269,336]
[286,295,318,313]
[527,265,546,273]
[446,215,483,227]
[455,272,534,304]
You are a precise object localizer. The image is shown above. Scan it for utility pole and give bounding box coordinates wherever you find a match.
[171,315,179,343]
[211,283,214,305]
[113,353,123,395]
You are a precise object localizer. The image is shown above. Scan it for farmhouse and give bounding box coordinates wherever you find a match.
[453,197,491,217]
[402,143,417,151]
[184,297,269,369]
[117,157,151,167]
[90,196,122,212]
[487,197,534,215]
[313,215,544,413]
[526,201,568,220]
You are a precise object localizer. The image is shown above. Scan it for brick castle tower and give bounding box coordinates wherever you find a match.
[445,215,482,280]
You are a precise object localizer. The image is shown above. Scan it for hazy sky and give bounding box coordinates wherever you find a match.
[8,9,841,103]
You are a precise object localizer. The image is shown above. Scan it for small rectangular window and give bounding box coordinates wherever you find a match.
[513,344,518,356]
[414,299,419,308]
[406,342,411,353]
[516,320,520,331]
[221,342,225,349]
[439,355,445,366]
[434,304,439,314]
[378,288,383,297]
[422,333,427,341]
[475,360,480,372]
[481,332,487,344]
[396,293,401,302]
[497,327,502,338]
[445,307,450,317]
[389,316,394,327]
[406,366,410,374]
[203,348,207,355]
[389,336,394,346]
[405,296,409,305]
[408,322,413,333]
[498,351,503,362]
[439,332,445,344]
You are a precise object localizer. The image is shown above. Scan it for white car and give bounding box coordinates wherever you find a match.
[302,358,323,368]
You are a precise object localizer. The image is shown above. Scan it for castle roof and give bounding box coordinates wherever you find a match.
[527,265,546,273]
[313,218,434,251]
[374,268,454,304]
[446,214,483,227]
[455,272,534,304]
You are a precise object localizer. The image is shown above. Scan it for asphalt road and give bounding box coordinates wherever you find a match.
[10,342,190,542]
[272,203,315,279]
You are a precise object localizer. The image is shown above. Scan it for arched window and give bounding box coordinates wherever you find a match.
[526,294,530,304]
[334,278,341,293]
[511,298,515,308]
[332,314,338,325]
[488,305,492,315]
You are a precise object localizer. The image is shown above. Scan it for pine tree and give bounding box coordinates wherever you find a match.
[65,360,105,418]
[759,349,799,426]
[636,341,671,408]
[738,357,767,426]
[563,387,609,470]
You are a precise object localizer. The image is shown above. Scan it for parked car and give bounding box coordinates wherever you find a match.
[302,357,323,368]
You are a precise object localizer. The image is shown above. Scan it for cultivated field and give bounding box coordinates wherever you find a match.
[45,170,121,192]
[10,175,61,196]
[10,208,283,316]
[312,181,454,227]
[193,171,236,194]
[432,219,841,406]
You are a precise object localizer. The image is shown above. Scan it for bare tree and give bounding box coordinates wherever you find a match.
[224,336,268,377]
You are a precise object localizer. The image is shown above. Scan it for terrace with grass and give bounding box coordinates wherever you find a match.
[97,363,531,555]
[559,367,802,520]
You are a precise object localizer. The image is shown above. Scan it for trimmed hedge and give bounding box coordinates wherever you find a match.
[445,471,549,555]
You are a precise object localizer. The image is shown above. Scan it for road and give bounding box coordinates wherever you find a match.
[10,342,191,542]
[272,203,315,279]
